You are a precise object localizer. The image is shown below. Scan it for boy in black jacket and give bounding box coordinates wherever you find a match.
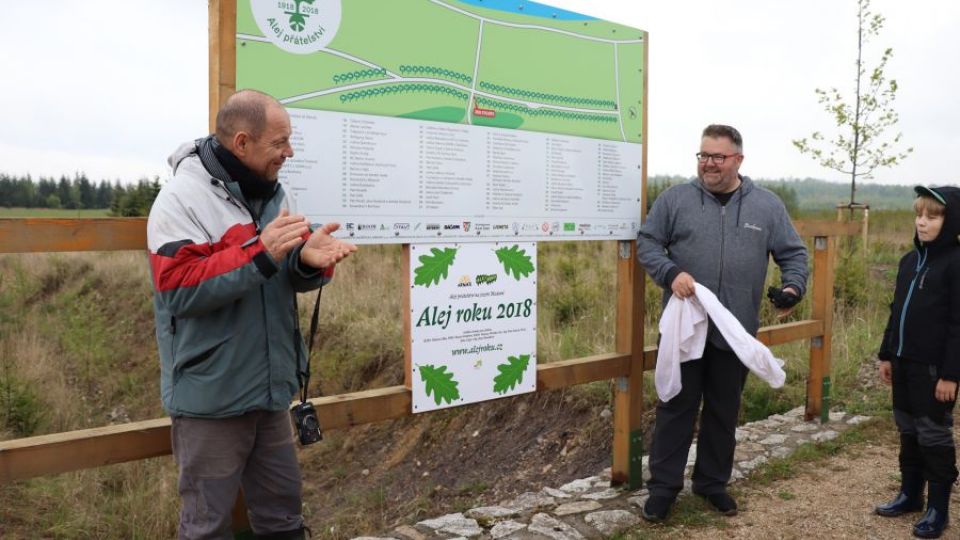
[875,185,960,539]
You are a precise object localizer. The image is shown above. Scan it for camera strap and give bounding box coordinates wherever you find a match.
[295,281,324,404]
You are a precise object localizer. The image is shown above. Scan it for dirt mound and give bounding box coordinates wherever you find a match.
[298,387,652,536]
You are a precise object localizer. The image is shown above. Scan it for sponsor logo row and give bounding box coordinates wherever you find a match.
[343,221,638,237]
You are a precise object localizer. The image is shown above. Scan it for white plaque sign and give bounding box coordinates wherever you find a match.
[409,242,537,412]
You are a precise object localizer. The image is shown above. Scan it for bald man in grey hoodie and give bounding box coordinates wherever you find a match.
[637,124,808,522]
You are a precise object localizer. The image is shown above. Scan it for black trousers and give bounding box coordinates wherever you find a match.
[892,358,958,484]
[647,342,748,497]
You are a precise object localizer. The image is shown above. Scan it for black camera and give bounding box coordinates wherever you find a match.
[291,402,323,445]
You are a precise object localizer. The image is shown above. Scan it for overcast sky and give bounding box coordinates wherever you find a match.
[1,0,957,186]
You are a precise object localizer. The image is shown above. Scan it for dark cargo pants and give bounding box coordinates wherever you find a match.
[172,409,304,539]
[892,358,958,485]
[646,342,749,498]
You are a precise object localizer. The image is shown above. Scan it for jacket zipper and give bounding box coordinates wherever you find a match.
[718,204,726,291]
[218,179,283,402]
[897,248,927,357]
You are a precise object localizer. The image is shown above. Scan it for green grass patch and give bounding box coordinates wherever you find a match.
[0,208,109,218]
[399,106,466,124]
[471,110,524,129]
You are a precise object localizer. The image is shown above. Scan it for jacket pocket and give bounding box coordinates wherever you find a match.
[172,333,234,380]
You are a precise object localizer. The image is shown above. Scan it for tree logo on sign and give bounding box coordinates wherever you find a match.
[251,0,342,55]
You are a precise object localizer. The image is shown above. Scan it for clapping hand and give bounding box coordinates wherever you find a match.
[261,209,310,261]
[299,222,358,269]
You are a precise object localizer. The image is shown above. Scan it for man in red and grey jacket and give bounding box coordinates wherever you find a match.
[148,89,356,539]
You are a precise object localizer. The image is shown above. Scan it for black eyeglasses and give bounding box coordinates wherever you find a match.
[696,152,740,164]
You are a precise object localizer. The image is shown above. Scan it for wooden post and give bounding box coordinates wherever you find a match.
[209,1,249,535]
[806,235,837,421]
[611,31,648,489]
[402,245,413,389]
[862,206,870,251]
[611,241,646,488]
[209,0,237,132]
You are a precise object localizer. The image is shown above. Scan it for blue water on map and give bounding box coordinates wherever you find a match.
[452,0,596,21]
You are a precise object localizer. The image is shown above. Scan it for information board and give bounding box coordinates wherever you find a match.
[238,0,646,243]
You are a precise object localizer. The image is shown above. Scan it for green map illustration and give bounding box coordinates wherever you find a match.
[237,0,645,143]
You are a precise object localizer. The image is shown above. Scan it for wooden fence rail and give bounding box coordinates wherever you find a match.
[0,320,822,484]
[0,216,854,534]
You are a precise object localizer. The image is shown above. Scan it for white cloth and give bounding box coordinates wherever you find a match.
[656,283,786,402]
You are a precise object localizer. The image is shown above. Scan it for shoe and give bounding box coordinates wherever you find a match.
[875,469,925,517]
[913,482,951,538]
[695,490,738,516]
[641,494,675,523]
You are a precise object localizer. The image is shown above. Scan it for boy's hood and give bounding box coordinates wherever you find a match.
[915,185,960,251]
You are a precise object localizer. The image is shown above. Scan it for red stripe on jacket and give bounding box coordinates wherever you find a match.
[150,223,263,291]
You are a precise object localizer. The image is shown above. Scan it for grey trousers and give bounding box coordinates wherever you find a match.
[646,343,748,498]
[172,409,304,539]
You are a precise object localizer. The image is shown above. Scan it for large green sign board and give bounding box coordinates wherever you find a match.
[237,0,645,243]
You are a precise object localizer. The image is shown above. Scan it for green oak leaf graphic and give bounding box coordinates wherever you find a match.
[495,245,534,280]
[419,364,461,405]
[493,354,531,394]
[414,247,457,287]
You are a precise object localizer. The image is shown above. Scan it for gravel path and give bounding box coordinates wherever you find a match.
[660,440,960,540]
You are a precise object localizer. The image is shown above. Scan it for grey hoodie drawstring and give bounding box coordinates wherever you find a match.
[735,189,745,236]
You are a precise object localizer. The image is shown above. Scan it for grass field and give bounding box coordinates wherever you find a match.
[0,208,110,218]
[0,209,916,538]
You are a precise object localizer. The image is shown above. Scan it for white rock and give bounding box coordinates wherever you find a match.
[828,411,845,422]
[812,430,839,443]
[686,446,698,465]
[600,408,612,419]
[847,415,872,425]
[392,525,425,540]
[730,468,745,481]
[417,513,466,530]
[558,478,597,494]
[506,491,556,511]
[417,513,482,537]
[581,488,621,501]
[490,521,527,539]
[628,494,649,507]
[739,455,768,471]
[784,406,806,418]
[771,446,792,459]
[528,513,584,540]
[464,506,519,521]
[791,423,819,433]
[543,487,573,499]
[585,510,641,536]
[444,524,483,538]
[735,428,750,442]
[554,500,602,516]
[760,434,788,446]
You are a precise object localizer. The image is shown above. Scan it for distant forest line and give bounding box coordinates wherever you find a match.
[0,172,926,218]
[0,173,159,216]
[649,175,919,213]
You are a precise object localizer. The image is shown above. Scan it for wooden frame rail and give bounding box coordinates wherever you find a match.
[0,218,859,254]
[0,215,852,539]
[0,320,822,484]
